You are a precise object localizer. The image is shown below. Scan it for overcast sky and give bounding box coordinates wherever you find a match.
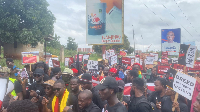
[46,0,200,52]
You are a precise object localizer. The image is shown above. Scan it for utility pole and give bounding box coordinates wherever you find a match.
[133,29,135,55]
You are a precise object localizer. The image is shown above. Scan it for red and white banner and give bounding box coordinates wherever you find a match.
[157,65,170,75]
[122,57,131,65]
[123,83,155,96]
[23,56,37,64]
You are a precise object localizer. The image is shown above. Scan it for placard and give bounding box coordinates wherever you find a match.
[150,53,158,61]
[131,59,135,65]
[87,60,98,70]
[145,56,155,65]
[83,55,90,61]
[173,71,196,100]
[110,55,117,66]
[65,58,70,66]
[186,45,197,68]
[122,57,131,65]
[23,56,37,64]
[0,78,8,101]
[135,57,140,63]
[157,65,170,74]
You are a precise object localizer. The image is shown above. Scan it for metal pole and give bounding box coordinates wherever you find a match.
[45,40,46,61]
[133,29,135,55]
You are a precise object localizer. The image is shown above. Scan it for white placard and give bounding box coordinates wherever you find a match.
[172,58,178,64]
[87,60,98,70]
[0,78,8,101]
[65,58,70,66]
[105,51,110,59]
[173,71,196,100]
[150,53,158,61]
[131,59,135,65]
[6,80,14,95]
[145,56,155,65]
[135,57,140,63]
[109,50,115,57]
[186,45,197,68]
[110,55,117,65]
[49,58,53,68]
[83,55,90,61]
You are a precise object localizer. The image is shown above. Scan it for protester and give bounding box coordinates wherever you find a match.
[149,66,159,83]
[61,68,74,88]
[103,67,109,76]
[51,67,62,80]
[7,99,39,112]
[96,76,127,112]
[50,79,73,112]
[69,77,81,112]
[6,58,19,77]
[148,78,168,110]
[28,68,46,99]
[63,90,101,112]
[33,62,50,81]
[117,80,125,102]
[79,73,105,110]
[42,80,55,112]
[193,92,200,112]
[164,88,188,112]
[132,63,143,78]
[128,77,152,112]
[125,70,138,83]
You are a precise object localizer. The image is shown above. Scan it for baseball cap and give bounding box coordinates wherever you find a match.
[95,76,118,90]
[62,68,73,75]
[34,68,44,75]
[80,73,92,84]
[118,80,125,89]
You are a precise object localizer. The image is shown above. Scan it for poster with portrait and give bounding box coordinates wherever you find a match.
[86,0,124,45]
[161,28,181,55]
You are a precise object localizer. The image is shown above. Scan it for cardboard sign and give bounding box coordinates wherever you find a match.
[109,50,115,57]
[23,56,37,64]
[157,65,170,74]
[173,71,196,100]
[52,59,60,67]
[186,45,197,68]
[110,55,117,66]
[0,78,9,101]
[145,56,155,65]
[122,57,131,65]
[65,58,70,66]
[150,53,158,61]
[87,60,98,70]
[105,51,110,59]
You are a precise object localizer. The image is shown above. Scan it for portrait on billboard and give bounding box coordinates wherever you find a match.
[86,0,123,45]
[161,28,181,55]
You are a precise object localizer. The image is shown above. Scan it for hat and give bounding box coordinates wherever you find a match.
[34,68,44,75]
[109,68,117,74]
[71,68,78,74]
[95,76,118,90]
[0,67,10,73]
[118,80,125,89]
[80,73,92,84]
[52,67,61,74]
[43,80,55,87]
[62,68,73,75]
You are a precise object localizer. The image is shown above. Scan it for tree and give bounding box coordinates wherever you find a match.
[47,34,61,49]
[0,0,56,46]
[66,37,78,51]
[127,46,134,54]
[92,45,102,54]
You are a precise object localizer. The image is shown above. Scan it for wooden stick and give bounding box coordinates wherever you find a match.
[172,92,179,111]
[30,64,31,72]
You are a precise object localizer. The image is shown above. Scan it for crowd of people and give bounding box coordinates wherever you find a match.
[0,58,200,112]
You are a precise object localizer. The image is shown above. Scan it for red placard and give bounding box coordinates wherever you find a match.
[52,60,60,67]
[68,57,74,67]
[161,58,168,65]
[188,61,200,71]
[122,57,131,65]
[23,56,37,64]
[157,65,170,75]
[162,52,168,56]
[173,64,187,72]
[120,51,127,57]
[75,54,83,62]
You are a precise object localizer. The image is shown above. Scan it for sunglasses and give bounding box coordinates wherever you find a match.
[34,74,42,77]
[44,87,51,90]
[53,88,61,92]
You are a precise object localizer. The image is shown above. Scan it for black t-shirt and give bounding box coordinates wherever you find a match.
[148,91,166,105]
[14,80,23,94]
[43,74,50,82]
[92,87,106,110]
[28,82,46,99]
[128,96,151,112]
[161,96,188,112]
[105,102,127,112]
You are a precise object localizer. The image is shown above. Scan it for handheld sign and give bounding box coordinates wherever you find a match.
[87,60,98,70]
[145,56,155,65]
[110,55,117,66]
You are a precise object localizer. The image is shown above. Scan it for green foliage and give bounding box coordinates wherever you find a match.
[66,37,78,51]
[92,45,102,54]
[127,46,134,54]
[89,53,102,61]
[0,0,56,45]
[47,34,61,49]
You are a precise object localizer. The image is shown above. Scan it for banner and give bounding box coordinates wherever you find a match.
[86,0,123,45]
[188,61,200,71]
[178,44,197,68]
[150,53,158,61]
[161,28,181,55]
[122,57,131,65]
[110,55,117,66]
[119,51,127,57]
[173,64,186,72]
[75,54,83,62]
[87,60,98,70]
[21,51,40,64]
[22,56,37,64]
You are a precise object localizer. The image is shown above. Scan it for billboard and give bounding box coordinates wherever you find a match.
[161,28,181,55]
[86,0,124,45]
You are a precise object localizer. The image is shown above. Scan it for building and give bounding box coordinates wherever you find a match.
[77,48,94,53]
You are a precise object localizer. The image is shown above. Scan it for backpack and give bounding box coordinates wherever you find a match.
[135,98,160,112]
